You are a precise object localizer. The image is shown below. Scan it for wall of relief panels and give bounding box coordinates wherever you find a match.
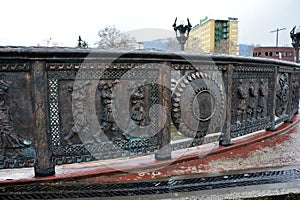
[47,64,166,165]
[230,65,275,137]
[0,48,299,177]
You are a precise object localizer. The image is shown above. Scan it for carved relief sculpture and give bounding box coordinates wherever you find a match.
[128,81,146,126]
[291,77,299,113]
[64,81,91,145]
[247,80,258,120]
[236,79,247,124]
[257,79,268,118]
[98,80,124,141]
[0,75,31,160]
[275,73,290,117]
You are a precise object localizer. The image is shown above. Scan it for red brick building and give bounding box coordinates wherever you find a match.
[253,47,295,62]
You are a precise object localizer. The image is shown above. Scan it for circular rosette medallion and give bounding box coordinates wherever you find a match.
[171,71,225,139]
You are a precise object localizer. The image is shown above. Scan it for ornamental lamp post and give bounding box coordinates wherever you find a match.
[172,17,192,51]
[290,26,300,63]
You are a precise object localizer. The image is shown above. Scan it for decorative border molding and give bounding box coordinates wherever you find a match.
[47,63,165,71]
[0,63,30,71]
[233,65,275,73]
[0,158,35,169]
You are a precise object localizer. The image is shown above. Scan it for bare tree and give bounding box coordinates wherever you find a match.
[96,26,130,49]
[37,38,63,47]
[165,38,181,51]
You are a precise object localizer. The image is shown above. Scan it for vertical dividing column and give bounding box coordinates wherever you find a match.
[158,62,171,147]
[219,64,233,146]
[285,71,293,123]
[155,62,171,160]
[294,70,300,115]
[32,61,55,177]
[267,66,278,131]
[296,48,299,63]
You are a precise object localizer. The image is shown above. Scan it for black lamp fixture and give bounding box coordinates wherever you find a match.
[290,26,300,63]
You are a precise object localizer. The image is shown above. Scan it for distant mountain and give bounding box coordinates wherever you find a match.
[126,28,174,42]
[143,38,170,50]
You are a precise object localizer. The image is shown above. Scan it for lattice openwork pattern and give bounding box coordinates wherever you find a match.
[149,83,160,136]
[48,79,61,146]
[74,69,159,80]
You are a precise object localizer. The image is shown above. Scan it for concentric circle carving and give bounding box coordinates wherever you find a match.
[171,71,225,139]
[192,90,216,121]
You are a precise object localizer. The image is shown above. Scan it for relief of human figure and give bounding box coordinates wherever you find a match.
[275,73,290,116]
[121,79,151,139]
[64,81,91,145]
[0,77,31,159]
[257,79,268,118]
[129,84,146,126]
[236,79,247,124]
[291,77,299,112]
[98,80,123,141]
[247,80,258,120]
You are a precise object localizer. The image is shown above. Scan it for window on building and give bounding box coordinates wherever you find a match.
[276,52,279,57]
[269,52,273,56]
[265,52,268,56]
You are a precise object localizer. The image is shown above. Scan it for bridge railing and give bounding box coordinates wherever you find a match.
[0,47,299,177]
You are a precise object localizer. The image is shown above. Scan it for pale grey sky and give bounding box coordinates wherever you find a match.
[0,0,299,47]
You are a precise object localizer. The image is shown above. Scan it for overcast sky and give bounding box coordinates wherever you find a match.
[0,0,299,47]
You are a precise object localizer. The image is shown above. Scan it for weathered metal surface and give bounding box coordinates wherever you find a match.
[230,64,275,136]
[32,61,55,177]
[0,47,299,177]
[171,70,225,140]
[48,64,162,164]
[0,61,35,169]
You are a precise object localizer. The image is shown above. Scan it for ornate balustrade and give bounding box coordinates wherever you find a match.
[0,47,299,177]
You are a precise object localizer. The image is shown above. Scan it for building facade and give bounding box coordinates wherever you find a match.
[185,17,239,55]
[253,47,295,62]
[185,24,202,52]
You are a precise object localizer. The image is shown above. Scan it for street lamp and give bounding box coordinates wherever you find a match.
[270,28,286,47]
[172,17,192,51]
[290,26,300,63]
